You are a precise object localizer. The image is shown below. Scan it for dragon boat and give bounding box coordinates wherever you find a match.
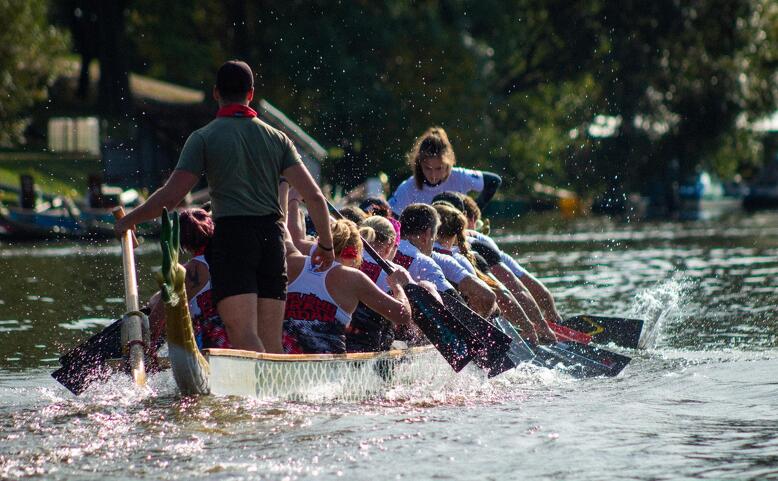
[53,210,637,399]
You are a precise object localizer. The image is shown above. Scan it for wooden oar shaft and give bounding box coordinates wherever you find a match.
[112,207,146,387]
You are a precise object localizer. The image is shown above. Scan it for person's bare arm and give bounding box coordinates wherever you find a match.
[286,187,316,255]
[491,263,557,343]
[458,275,497,318]
[283,163,333,268]
[354,271,412,327]
[114,170,199,235]
[517,272,563,323]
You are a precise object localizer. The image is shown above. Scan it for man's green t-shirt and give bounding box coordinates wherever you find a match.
[175,116,302,218]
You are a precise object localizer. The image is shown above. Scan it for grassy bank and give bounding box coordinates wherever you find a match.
[0,151,102,200]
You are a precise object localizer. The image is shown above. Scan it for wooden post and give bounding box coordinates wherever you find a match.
[112,207,146,387]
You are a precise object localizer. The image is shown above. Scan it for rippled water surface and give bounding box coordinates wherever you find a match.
[1,211,777,480]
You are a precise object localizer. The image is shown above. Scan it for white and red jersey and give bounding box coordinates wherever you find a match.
[393,239,454,292]
[467,230,529,278]
[187,255,231,349]
[430,250,472,286]
[283,256,352,354]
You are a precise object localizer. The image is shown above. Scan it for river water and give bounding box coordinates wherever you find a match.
[1,211,777,480]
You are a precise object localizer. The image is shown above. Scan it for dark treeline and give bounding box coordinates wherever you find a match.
[7,1,778,196]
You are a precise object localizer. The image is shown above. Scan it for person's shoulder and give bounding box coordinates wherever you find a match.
[415,252,442,270]
[253,118,292,143]
[193,118,225,138]
[450,166,483,180]
[330,264,373,285]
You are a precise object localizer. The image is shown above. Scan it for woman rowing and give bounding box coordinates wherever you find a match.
[432,202,556,344]
[458,194,565,327]
[347,215,415,351]
[282,218,415,354]
[388,126,502,215]
[396,203,496,317]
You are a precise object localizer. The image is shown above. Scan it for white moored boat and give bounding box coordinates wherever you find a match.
[201,345,445,401]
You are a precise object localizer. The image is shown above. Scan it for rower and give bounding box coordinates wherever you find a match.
[348,215,413,351]
[396,203,496,317]
[461,194,565,327]
[282,219,414,354]
[432,191,562,338]
[432,202,554,344]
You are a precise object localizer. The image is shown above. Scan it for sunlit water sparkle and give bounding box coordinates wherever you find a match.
[1,212,777,480]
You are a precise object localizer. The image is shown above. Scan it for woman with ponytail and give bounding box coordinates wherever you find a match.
[432,203,557,345]
[282,219,415,354]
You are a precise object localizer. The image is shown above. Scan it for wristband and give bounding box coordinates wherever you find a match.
[279,176,288,184]
[317,242,333,251]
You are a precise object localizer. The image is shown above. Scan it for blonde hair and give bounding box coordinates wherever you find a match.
[331,218,363,267]
[359,215,396,249]
[407,126,456,189]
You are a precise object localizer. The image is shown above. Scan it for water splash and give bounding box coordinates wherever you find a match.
[628,273,694,349]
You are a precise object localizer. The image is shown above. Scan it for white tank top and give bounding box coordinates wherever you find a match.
[188,255,212,319]
[283,256,352,354]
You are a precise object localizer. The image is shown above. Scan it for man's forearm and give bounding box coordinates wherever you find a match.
[122,170,197,228]
[124,188,173,226]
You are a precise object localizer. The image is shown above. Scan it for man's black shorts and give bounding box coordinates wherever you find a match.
[210,215,287,303]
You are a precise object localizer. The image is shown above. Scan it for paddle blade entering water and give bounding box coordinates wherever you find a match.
[492,316,536,365]
[532,341,631,378]
[440,293,515,377]
[559,315,644,349]
[405,284,473,372]
[52,318,123,395]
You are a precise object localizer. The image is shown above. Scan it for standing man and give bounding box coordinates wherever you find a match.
[115,60,334,354]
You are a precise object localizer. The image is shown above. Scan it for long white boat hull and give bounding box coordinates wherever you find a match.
[203,346,446,401]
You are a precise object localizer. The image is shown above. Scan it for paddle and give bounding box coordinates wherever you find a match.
[532,342,632,378]
[548,321,593,344]
[112,207,147,387]
[556,315,644,349]
[440,293,524,377]
[52,207,149,395]
[51,318,123,395]
[326,201,477,372]
[481,297,632,377]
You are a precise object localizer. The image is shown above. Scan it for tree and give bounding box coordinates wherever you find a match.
[0,0,69,145]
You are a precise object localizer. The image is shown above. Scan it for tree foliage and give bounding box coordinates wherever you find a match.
[50,0,778,194]
[0,0,69,146]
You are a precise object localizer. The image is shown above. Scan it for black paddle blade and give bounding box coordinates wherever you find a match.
[440,293,516,378]
[560,315,644,349]
[532,341,631,378]
[405,284,473,372]
[52,318,123,395]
